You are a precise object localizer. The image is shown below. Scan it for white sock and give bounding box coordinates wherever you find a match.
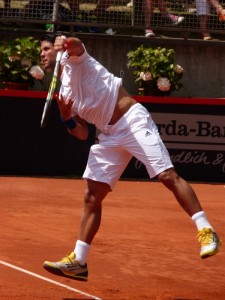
[191,211,213,231]
[74,240,90,265]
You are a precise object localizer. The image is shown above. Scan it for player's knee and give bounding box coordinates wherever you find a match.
[83,186,107,211]
[157,168,180,189]
[83,179,110,211]
[83,190,101,210]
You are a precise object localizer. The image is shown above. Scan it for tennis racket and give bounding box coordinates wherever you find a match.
[40,49,64,128]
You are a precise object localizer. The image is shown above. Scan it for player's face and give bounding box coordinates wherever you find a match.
[40,40,57,72]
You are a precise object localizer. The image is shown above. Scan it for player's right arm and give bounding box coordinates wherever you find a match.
[54,36,85,57]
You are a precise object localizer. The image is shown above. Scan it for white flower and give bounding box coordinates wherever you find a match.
[174,64,183,74]
[21,58,32,67]
[140,71,152,81]
[29,65,45,80]
[140,72,144,79]
[157,77,171,91]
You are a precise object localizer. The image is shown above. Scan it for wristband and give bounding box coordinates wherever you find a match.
[60,116,76,129]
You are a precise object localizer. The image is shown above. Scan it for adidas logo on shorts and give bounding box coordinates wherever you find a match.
[145,131,151,137]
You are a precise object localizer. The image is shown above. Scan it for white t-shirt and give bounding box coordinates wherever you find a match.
[60,48,122,134]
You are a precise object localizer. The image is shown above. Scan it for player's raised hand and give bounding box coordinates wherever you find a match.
[54,36,85,57]
[54,36,67,52]
[57,95,74,121]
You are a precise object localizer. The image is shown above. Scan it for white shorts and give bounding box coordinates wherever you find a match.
[83,103,173,190]
[196,0,210,15]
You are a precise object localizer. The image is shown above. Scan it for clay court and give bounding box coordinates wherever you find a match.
[0,176,224,299]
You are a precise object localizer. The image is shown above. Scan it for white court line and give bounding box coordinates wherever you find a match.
[0,260,102,300]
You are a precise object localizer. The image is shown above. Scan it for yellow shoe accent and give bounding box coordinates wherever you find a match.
[43,252,88,281]
[197,228,222,259]
[60,252,75,263]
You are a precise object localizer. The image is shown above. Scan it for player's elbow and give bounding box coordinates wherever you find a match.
[77,131,89,141]
[69,127,89,140]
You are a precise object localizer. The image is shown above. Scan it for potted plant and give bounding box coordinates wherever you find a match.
[127,45,184,96]
[0,36,43,90]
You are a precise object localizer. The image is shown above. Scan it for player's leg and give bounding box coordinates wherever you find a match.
[43,179,110,281]
[143,0,155,37]
[157,168,202,216]
[43,142,131,280]
[196,0,212,40]
[157,169,222,258]
[78,179,111,245]
[124,104,222,259]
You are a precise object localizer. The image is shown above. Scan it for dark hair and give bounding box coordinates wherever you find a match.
[40,33,59,45]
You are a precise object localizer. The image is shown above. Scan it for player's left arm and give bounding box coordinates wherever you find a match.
[57,96,89,140]
[68,115,89,141]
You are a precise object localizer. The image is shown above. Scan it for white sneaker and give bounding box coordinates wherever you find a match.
[197,228,222,259]
[127,0,133,8]
[202,33,213,41]
[105,28,116,35]
[43,252,88,281]
[167,14,185,25]
[145,29,155,37]
[187,8,196,13]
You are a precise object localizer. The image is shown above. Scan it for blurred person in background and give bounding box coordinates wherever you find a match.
[196,0,225,40]
[40,34,61,91]
[144,0,185,37]
[24,0,116,34]
[30,34,60,91]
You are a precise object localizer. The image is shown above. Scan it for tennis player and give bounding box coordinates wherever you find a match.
[43,36,222,281]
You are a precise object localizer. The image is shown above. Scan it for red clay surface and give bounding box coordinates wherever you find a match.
[0,176,224,300]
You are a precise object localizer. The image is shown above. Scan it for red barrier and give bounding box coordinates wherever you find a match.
[1,90,225,106]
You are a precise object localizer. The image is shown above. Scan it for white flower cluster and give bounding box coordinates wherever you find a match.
[140,72,152,81]
[9,55,33,68]
[174,64,183,74]
[139,64,184,92]
[157,77,171,91]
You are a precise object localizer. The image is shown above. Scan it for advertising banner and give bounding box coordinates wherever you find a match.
[123,100,225,183]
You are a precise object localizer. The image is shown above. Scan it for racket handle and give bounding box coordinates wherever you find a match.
[55,35,67,62]
[56,50,63,62]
